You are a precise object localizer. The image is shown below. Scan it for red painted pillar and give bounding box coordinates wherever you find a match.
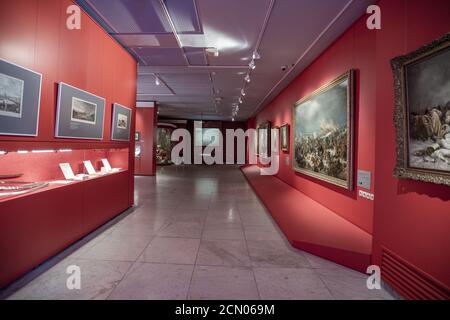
[134,103,158,176]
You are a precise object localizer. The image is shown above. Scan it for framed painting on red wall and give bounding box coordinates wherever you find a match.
[280,124,290,153]
[292,70,355,190]
[392,33,450,186]
[257,121,271,158]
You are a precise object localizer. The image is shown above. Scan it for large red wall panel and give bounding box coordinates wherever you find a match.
[134,107,157,176]
[372,0,450,296]
[252,0,450,297]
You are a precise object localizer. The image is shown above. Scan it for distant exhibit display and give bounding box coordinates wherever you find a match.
[195,128,221,147]
[55,83,105,140]
[0,59,42,136]
[392,33,450,186]
[293,70,354,189]
[157,126,174,165]
[111,103,132,141]
[280,124,290,152]
[258,121,271,158]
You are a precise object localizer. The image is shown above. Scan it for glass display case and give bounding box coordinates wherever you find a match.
[0,147,129,201]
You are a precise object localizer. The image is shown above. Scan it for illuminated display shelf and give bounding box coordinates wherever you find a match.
[0,147,132,288]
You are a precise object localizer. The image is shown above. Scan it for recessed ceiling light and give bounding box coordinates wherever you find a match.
[155,77,160,86]
[241,89,246,96]
[206,47,219,57]
[249,60,256,70]
[252,51,261,60]
[245,74,251,83]
[238,97,243,104]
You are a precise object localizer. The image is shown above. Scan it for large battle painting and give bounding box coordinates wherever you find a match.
[293,71,354,189]
[392,33,450,186]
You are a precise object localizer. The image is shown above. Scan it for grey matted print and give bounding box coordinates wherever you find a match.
[55,82,105,140]
[0,59,42,136]
[111,103,132,141]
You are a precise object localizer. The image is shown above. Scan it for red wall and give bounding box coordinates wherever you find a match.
[253,0,450,297]
[372,0,450,295]
[254,15,376,233]
[0,0,137,205]
[135,107,157,176]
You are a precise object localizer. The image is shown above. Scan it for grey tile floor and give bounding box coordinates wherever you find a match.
[4,165,394,300]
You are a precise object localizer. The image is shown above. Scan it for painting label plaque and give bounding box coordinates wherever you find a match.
[357,170,372,190]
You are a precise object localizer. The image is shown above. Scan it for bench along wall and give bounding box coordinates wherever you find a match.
[251,0,450,298]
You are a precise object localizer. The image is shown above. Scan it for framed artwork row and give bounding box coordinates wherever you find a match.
[0,58,132,142]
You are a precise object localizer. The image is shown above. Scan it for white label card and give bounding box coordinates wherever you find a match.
[83,160,96,175]
[101,158,112,172]
[59,163,75,180]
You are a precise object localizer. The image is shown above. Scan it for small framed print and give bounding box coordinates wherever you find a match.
[71,97,97,125]
[257,121,271,158]
[0,59,42,136]
[111,103,132,141]
[55,82,105,140]
[280,124,290,153]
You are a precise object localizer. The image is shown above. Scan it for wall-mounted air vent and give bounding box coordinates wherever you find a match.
[381,247,449,300]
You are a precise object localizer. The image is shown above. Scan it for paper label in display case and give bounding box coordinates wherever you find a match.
[59,163,75,180]
[83,160,96,175]
[101,158,112,172]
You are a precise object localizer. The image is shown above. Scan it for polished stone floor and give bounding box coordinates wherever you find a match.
[4,165,394,300]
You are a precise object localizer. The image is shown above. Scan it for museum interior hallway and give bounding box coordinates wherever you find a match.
[1,165,394,300]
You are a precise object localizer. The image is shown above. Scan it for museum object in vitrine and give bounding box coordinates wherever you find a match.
[55,82,105,140]
[293,70,354,190]
[392,33,450,186]
[0,59,42,137]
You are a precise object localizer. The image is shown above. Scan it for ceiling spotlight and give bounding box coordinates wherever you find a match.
[252,51,261,60]
[238,97,243,104]
[232,117,235,122]
[244,74,251,83]
[155,77,160,86]
[241,89,246,96]
[249,59,256,70]
[206,47,219,57]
